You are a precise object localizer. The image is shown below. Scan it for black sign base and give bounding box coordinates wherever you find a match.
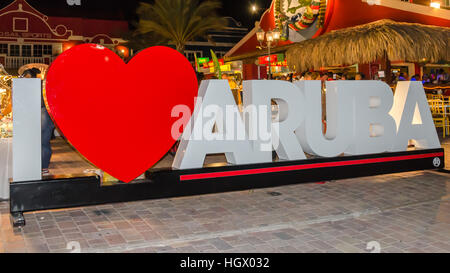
[10,148,444,227]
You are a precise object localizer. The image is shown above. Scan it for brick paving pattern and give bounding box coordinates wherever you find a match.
[0,137,449,253]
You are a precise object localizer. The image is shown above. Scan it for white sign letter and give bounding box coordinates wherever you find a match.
[345,81,397,155]
[296,81,354,157]
[173,80,258,169]
[244,80,307,161]
[389,81,440,151]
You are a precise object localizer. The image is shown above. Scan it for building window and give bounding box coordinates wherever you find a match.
[9,45,20,57]
[22,45,32,57]
[33,45,43,57]
[184,50,202,62]
[13,18,28,32]
[43,45,52,55]
[0,44,7,55]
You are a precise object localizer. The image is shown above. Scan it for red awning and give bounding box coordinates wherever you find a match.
[226,0,450,59]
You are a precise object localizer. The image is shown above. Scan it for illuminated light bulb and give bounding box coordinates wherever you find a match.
[366,0,380,5]
[430,2,441,8]
[256,28,265,42]
[266,31,273,42]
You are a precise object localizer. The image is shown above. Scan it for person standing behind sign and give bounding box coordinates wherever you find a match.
[22,68,54,175]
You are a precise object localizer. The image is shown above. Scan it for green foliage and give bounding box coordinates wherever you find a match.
[122,27,169,52]
[210,49,221,79]
[134,0,227,54]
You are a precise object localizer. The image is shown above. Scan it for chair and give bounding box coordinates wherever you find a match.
[431,94,444,101]
[430,99,449,137]
[444,95,450,104]
[428,98,436,107]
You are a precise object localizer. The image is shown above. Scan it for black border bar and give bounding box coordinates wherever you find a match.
[10,148,444,215]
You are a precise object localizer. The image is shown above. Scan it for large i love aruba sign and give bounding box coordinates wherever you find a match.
[45,44,441,183]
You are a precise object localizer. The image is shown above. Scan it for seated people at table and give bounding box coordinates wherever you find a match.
[422,74,431,84]
[22,68,54,175]
[437,69,449,84]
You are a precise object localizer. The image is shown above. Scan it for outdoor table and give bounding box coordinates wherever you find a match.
[428,100,450,131]
[0,138,12,200]
[428,100,450,113]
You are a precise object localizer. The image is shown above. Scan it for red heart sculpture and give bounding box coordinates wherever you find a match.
[46,44,198,182]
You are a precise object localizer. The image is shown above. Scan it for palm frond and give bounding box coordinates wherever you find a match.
[133,0,227,53]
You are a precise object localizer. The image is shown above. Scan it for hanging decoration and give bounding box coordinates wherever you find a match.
[317,0,327,28]
[275,0,324,41]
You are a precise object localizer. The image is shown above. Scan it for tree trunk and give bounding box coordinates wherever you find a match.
[176,43,185,55]
[382,51,392,85]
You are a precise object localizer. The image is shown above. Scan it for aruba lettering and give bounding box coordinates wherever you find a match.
[173,80,440,169]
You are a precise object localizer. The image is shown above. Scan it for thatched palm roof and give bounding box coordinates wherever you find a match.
[286,19,450,72]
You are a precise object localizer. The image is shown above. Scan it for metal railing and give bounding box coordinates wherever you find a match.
[3,56,56,69]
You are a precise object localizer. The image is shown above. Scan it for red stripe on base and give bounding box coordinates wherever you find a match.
[180,152,443,181]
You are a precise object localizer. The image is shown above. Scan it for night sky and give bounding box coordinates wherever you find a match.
[24,0,274,30]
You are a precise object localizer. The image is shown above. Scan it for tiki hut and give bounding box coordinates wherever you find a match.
[286,19,450,82]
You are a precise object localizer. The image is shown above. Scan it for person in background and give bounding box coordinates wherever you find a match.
[422,74,430,84]
[398,73,407,81]
[444,72,449,84]
[287,73,294,82]
[437,69,449,84]
[355,73,364,80]
[391,73,397,83]
[303,72,312,80]
[340,73,347,80]
[22,68,54,175]
[430,74,437,84]
[410,74,420,81]
[327,72,334,81]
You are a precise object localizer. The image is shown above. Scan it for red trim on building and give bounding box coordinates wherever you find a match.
[321,0,450,35]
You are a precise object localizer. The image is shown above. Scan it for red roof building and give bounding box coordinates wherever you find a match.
[0,0,129,73]
[226,0,450,80]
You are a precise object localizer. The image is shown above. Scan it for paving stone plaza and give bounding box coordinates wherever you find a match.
[1,138,449,253]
